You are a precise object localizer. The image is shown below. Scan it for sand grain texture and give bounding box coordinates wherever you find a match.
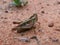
[0,0,60,45]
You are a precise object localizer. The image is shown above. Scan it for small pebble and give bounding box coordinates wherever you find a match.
[14,37,30,42]
[55,28,60,31]
[41,11,45,14]
[48,23,54,27]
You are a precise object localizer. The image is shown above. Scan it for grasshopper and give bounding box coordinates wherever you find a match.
[12,14,38,33]
[10,0,28,7]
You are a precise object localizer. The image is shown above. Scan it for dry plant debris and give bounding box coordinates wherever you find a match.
[9,0,28,7]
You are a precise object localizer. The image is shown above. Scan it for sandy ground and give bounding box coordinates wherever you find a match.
[0,0,60,45]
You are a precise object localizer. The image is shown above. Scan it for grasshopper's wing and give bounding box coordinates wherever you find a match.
[16,19,34,29]
[17,14,38,29]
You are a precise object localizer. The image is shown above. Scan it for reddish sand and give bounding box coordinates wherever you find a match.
[0,0,60,45]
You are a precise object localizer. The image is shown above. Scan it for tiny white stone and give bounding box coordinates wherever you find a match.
[14,37,30,42]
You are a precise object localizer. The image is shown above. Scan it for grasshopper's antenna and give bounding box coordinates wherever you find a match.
[33,0,37,14]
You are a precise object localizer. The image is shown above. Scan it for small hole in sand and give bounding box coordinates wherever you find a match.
[1,17,4,19]
[5,10,8,13]
[41,7,44,9]
[4,17,7,19]
[55,28,60,32]
[47,4,50,6]
[26,8,29,11]
[57,1,60,4]
[39,3,41,4]
[41,11,45,14]
[1,17,7,19]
